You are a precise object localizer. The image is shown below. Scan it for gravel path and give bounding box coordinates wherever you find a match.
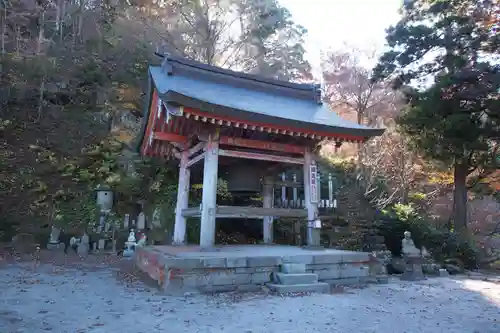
[1,261,499,333]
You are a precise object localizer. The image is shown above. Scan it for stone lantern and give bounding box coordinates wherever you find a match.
[96,185,114,235]
[96,184,114,213]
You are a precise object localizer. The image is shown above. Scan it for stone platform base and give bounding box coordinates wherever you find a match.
[134,245,375,295]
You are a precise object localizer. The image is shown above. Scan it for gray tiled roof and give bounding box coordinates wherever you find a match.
[148,63,384,138]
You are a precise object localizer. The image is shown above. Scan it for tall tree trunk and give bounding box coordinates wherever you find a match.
[453,161,468,232]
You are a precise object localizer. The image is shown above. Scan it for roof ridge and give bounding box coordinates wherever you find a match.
[163,56,322,104]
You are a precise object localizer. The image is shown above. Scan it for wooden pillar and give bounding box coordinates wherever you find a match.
[199,134,219,248]
[292,173,301,245]
[173,149,190,244]
[281,172,286,207]
[292,173,298,206]
[328,173,334,207]
[263,176,274,244]
[303,149,320,247]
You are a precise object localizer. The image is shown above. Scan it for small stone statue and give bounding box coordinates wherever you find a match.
[123,230,137,257]
[128,230,136,243]
[400,231,426,281]
[401,231,420,257]
[137,234,147,247]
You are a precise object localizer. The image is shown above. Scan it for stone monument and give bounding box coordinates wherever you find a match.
[124,214,130,229]
[77,232,90,257]
[400,231,426,281]
[151,207,162,228]
[137,212,146,230]
[47,226,61,250]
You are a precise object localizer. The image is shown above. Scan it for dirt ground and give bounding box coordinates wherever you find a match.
[1,249,500,333]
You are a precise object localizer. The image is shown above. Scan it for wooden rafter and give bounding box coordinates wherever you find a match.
[183,108,365,143]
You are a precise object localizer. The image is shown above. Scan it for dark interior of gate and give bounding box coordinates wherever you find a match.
[136,55,384,247]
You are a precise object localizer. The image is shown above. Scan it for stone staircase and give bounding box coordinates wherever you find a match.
[267,264,330,295]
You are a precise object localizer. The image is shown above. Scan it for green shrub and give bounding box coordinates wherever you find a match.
[377,204,479,269]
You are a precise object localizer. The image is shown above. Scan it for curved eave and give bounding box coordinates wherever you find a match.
[134,74,154,153]
[161,91,385,140]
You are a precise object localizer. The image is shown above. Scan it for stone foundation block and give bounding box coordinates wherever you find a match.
[341,251,370,263]
[250,272,272,284]
[234,267,255,274]
[274,273,318,285]
[203,258,227,268]
[226,257,248,268]
[307,263,339,271]
[182,272,252,287]
[215,272,251,286]
[281,255,314,265]
[315,267,341,280]
[247,256,281,267]
[268,282,330,294]
[341,264,369,279]
[136,246,377,294]
[323,277,364,285]
[165,258,204,269]
[281,263,306,273]
[313,254,343,264]
[255,266,276,273]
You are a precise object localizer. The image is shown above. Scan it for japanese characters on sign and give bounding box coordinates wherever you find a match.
[309,163,318,203]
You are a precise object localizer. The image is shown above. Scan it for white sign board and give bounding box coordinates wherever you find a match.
[309,163,318,203]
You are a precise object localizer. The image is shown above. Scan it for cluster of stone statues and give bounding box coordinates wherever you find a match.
[123,229,147,257]
[48,225,147,257]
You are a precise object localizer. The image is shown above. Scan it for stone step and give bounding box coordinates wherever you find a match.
[274,273,318,285]
[267,282,330,295]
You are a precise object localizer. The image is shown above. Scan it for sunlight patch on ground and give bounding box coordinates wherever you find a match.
[460,279,500,306]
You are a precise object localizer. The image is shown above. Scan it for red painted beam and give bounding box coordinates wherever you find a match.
[141,89,160,156]
[219,149,304,165]
[184,107,366,142]
[219,136,305,154]
[153,132,189,144]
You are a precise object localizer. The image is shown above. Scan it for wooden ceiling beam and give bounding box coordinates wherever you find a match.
[219,136,305,155]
